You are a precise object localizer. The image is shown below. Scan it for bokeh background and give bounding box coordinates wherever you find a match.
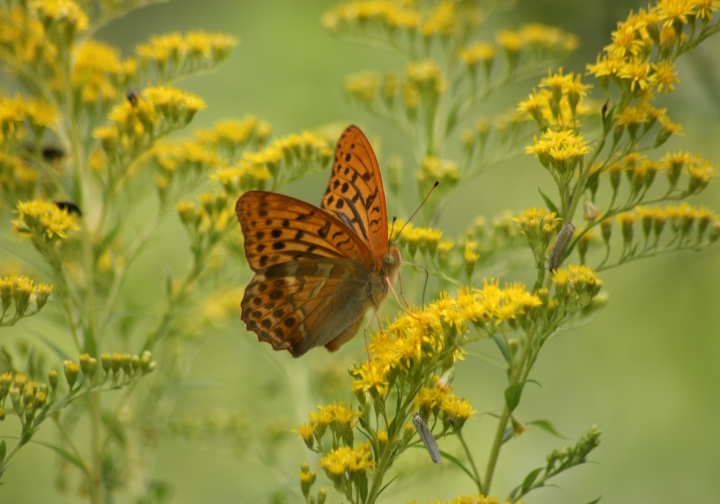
[2,0,720,503]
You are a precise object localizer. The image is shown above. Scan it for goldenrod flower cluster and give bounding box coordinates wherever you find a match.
[11,200,80,265]
[351,282,544,397]
[0,275,53,326]
[516,2,720,271]
[72,39,137,106]
[146,116,271,203]
[176,191,232,253]
[0,94,56,144]
[0,371,50,426]
[551,265,603,313]
[136,31,237,82]
[94,85,206,164]
[0,350,155,445]
[92,351,156,387]
[296,402,369,498]
[211,130,333,194]
[295,276,566,499]
[414,376,476,433]
[514,208,562,269]
[392,213,529,287]
[588,203,720,265]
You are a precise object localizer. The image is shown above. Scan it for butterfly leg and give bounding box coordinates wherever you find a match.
[396,271,412,310]
[386,278,412,315]
[361,305,385,361]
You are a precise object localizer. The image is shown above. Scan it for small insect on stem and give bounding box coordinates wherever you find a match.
[412,412,441,464]
[548,222,575,271]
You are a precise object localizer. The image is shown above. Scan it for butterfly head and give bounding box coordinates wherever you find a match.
[382,245,402,287]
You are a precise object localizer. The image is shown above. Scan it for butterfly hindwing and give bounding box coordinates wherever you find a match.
[240,258,373,357]
[321,125,389,257]
[237,191,373,271]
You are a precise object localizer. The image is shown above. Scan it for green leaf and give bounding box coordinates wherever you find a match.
[376,474,399,499]
[446,106,460,136]
[586,496,603,504]
[0,440,6,464]
[0,346,13,367]
[504,382,524,412]
[538,189,558,215]
[492,334,511,364]
[441,450,479,486]
[527,419,566,438]
[585,168,602,192]
[501,425,514,445]
[164,264,173,298]
[358,469,368,502]
[504,380,541,412]
[34,440,89,476]
[521,467,544,492]
[34,334,72,363]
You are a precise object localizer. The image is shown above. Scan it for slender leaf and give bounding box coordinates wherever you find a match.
[505,380,541,413]
[440,450,479,486]
[521,467,544,492]
[504,382,525,412]
[527,419,566,438]
[376,474,399,499]
[539,188,559,215]
[492,334,511,364]
[164,264,173,298]
[0,440,6,464]
[501,425,514,445]
[586,496,603,504]
[34,440,89,476]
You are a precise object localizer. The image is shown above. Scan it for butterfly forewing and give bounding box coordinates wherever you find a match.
[237,191,373,271]
[321,125,389,258]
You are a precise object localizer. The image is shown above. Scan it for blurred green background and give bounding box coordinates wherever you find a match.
[2,0,720,503]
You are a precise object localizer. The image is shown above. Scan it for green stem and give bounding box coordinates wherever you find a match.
[481,339,531,496]
[457,430,482,491]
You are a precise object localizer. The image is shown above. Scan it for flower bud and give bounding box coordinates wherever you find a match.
[64,360,80,389]
[48,369,58,391]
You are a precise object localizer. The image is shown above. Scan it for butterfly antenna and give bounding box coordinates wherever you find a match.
[389,216,398,243]
[390,180,440,244]
[403,261,430,305]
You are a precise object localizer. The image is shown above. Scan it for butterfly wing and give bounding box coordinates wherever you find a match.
[240,258,373,357]
[237,190,374,271]
[321,125,389,257]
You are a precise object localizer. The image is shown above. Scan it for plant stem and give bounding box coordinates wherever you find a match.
[481,339,531,495]
[456,430,482,491]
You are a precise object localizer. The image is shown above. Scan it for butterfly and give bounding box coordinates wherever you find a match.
[236,125,402,357]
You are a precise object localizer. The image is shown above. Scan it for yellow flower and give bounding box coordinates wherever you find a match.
[31,0,89,32]
[13,200,80,240]
[440,394,476,430]
[213,117,259,144]
[420,1,455,36]
[497,30,524,53]
[651,60,679,94]
[319,442,374,477]
[345,72,378,103]
[617,58,654,92]
[459,42,496,67]
[406,59,445,92]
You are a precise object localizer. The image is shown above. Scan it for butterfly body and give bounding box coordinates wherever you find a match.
[236,126,400,357]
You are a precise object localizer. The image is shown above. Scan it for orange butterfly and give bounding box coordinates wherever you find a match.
[236,125,402,357]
